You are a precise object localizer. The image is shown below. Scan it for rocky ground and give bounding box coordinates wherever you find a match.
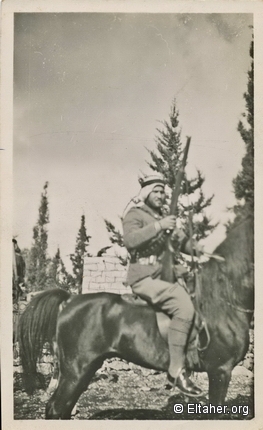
[14,358,254,421]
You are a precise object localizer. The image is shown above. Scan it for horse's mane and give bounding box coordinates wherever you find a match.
[199,214,254,318]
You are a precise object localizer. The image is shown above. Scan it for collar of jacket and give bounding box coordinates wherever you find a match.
[138,204,163,220]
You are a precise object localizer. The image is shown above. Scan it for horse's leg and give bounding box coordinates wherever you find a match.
[43,351,77,415]
[46,375,82,419]
[45,376,77,419]
[46,359,102,419]
[208,368,232,406]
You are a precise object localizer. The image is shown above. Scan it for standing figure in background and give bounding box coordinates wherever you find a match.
[12,238,26,303]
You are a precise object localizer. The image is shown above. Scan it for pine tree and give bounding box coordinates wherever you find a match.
[104,219,124,248]
[147,98,217,240]
[58,255,75,292]
[27,182,49,291]
[105,99,217,246]
[226,40,254,231]
[70,215,91,294]
[104,219,128,265]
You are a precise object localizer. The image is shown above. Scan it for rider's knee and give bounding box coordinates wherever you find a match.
[177,299,195,321]
[173,288,195,321]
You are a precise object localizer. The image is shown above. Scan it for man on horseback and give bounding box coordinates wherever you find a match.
[122,174,202,396]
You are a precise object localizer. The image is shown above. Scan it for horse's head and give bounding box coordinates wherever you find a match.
[214,214,254,287]
[200,214,254,317]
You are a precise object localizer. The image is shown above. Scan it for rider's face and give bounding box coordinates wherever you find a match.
[146,186,165,210]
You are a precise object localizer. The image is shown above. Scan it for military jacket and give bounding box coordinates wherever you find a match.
[122,204,188,286]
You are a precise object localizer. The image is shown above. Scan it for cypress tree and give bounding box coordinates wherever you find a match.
[47,247,74,291]
[70,215,91,294]
[227,40,254,230]
[27,182,49,291]
[47,247,60,289]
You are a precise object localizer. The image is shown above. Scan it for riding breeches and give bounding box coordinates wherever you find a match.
[132,276,195,379]
[132,276,194,321]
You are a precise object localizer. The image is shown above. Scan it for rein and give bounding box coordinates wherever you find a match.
[219,298,254,314]
[185,200,210,352]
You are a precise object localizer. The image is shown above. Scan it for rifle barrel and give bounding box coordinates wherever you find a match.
[170,136,191,215]
[161,137,191,283]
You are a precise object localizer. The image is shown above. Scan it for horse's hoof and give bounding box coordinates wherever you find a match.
[71,404,78,416]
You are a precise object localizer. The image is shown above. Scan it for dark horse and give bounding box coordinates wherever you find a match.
[18,215,254,419]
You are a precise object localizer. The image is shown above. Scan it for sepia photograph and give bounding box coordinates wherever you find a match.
[1,0,263,427]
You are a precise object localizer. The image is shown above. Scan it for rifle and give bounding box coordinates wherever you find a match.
[160,136,191,283]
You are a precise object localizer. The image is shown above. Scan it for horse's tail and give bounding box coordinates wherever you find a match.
[18,288,71,394]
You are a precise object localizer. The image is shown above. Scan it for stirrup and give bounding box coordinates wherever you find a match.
[166,366,183,389]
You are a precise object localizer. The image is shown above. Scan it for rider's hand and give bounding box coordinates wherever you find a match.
[193,241,204,255]
[171,228,186,242]
[159,215,177,231]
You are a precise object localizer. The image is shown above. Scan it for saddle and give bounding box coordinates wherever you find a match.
[121,293,169,339]
[121,292,209,368]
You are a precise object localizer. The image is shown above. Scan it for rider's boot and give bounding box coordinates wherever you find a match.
[167,317,203,397]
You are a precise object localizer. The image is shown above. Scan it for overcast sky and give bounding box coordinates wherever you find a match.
[13,13,253,268]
